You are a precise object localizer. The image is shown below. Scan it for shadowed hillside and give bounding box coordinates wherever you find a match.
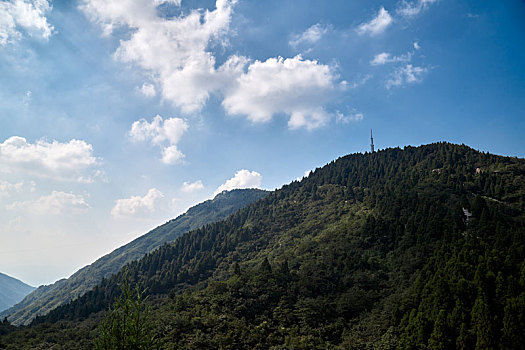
[0,273,34,314]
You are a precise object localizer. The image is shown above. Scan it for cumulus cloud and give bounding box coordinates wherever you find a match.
[111,188,164,217]
[0,0,53,45]
[161,145,184,164]
[357,7,392,36]
[397,0,438,17]
[222,55,341,130]
[0,136,99,182]
[370,51,412,66]
[82,0,343,130]
[130,115,187,145]
[7,191,90,215]
[214,170,262,196]
[181,180,204,193]
[130,115,188,164]
[139,83,156,97]
[81,0,237,113]
[289,23,328,47]
[413,41,421,50]
[0,179,23,198]
[386,64,427,88]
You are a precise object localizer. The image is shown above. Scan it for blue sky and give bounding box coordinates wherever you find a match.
[0,0,523,286]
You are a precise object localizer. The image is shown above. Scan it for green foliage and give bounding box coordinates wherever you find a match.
[1,143,524,349]
[1,189,266,326]
[94,278,160,350]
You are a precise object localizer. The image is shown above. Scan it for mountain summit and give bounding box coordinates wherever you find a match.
[2,143,524,349]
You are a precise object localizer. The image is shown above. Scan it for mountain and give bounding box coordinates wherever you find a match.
[0,188,267,326]
[0,273,34,314]
[1,143,524,349]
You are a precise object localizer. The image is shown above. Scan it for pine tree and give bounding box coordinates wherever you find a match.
[94,278,160,350]
[502,293,525,350]
[471,291,495,350]
[428,309,451,349]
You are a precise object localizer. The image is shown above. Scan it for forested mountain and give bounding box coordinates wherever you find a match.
[0,273,34,314]
[0,189,267,326]
[1,143,524,349]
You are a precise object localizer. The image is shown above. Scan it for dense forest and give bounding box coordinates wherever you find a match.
[1,143,524,349]
[1,188,267,327]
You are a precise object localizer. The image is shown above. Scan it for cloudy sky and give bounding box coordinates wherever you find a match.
[0,0,523,286]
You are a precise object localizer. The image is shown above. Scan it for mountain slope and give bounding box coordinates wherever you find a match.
[0,273,34,314]
[2,143,524,349]
[1,189,267,326]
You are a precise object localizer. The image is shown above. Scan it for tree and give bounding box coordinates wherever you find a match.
[94,278,160,350]
[428,309,451,349]
[471,291,495,350]
[502,293,525,350]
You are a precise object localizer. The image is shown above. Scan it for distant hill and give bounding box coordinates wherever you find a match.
[0,189,267,325]
[2,143,524,349]
[0,273,34,314]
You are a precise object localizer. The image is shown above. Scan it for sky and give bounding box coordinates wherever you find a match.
[0,0,524,287]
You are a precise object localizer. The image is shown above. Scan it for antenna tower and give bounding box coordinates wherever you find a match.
[370,129,375,153]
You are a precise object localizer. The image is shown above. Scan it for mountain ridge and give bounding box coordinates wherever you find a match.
[2,142,524,348]
[0,273,35,314]
[1,188,267,326]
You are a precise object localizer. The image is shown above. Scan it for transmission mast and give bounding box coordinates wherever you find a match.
[370,129,375,153]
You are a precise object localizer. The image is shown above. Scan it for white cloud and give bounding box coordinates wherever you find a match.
[370,53,391,65]
[296,170,311,182]
[289,23,328,47]
[0,179,23,198]
[336,111,364,124]
[7,191,90,215]
[0,136,99,182]
[181,180,204,193]
[413,41,421,50]
[214,169,262,196]
[357,7,392,36]
[139,83,156,97]
[154,0,181,6]
[82,1,343,131]
[386,64,427,88]
[222,55,341,130]
[81,0,237,113]
[130,115,188,164]
[111,188,164,217]
[161,145,184,164]
[370,51,412,66]
[397,0,438,17]
[130,115,187,145]
[0,0,53,45]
